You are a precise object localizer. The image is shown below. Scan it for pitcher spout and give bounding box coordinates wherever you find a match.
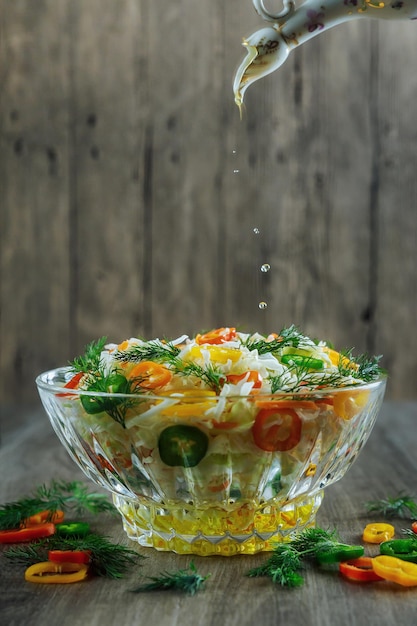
[234,0,417,108]
[233,27,289,112]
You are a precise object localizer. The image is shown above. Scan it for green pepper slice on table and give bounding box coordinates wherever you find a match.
[380,539,417,563]
[316,543,364,564]
[55,522,91,537]
[158,425,209,467]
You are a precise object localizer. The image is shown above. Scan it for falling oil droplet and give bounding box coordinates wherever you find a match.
[253,228,260,234]
[260,263,270,273]
[258,301,268,309]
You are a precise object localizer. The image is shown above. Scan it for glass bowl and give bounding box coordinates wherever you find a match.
[36,367,386,555]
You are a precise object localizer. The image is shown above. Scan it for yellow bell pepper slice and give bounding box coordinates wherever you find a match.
[160,400,216,417]
[322,346,359,371]
[25,561,89,584]
[333,389,369,420]
[189,345,242,364]
[363,523,395,544]
[372,555,417,586]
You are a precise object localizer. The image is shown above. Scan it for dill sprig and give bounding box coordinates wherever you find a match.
[247,544,304,587]
[3,533,142,579]
[246,527,344,587]
[173,360,226,394]
[114,340,181,364]
[0,481,114,531]
[269,351,382,393]
[79,369,140,428]
[269,366,357,394]
[366,493,417,520]
[244,325,304,355]
[351,352,384,382]
[70,337,107,374]
[131,561,210,595]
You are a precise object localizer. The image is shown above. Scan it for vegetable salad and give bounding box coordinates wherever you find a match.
[52,325,384,511]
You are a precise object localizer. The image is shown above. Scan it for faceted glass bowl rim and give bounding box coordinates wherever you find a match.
[36,366,387,401]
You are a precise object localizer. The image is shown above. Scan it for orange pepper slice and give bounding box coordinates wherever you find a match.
[195,327,237,345]
[25,510,65,526]
[128,361,172,389]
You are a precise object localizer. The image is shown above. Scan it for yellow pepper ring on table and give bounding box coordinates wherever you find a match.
[372,555,417,587]
[25,561,89,584]
[363,522,395,544]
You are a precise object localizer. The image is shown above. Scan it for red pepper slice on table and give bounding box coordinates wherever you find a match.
[48,550,92,565]
[25,509,65,526]
[25,561,89,584]
[372,555,417,586]
[339,557,384,582]
[362,522,395,544]
[0,523,55,544]
[252,407,302,452]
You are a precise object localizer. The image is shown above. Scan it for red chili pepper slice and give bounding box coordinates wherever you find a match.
[57,372,84,397]
[252,408,302,452]
[48,550,92,565]
[195,327,237,345]
[339,557,384,582]
[226,370,262,389]
[0,523,56,544]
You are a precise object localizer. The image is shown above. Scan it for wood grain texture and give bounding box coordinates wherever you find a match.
[1,2,417,407]
[1,402,417,626]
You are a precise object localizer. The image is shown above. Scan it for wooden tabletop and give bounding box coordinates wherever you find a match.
[1,401,417,626]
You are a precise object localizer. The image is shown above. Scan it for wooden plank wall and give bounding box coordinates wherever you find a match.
[1,0,417,407]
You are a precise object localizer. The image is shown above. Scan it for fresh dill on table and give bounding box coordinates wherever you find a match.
[3,533,143,579]
[366,493,417,519]
[131,561,210,595]
[246,527,356,587]
[0,480,115,531]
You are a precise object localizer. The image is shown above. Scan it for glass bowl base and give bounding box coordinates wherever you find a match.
[113,491,324,556]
